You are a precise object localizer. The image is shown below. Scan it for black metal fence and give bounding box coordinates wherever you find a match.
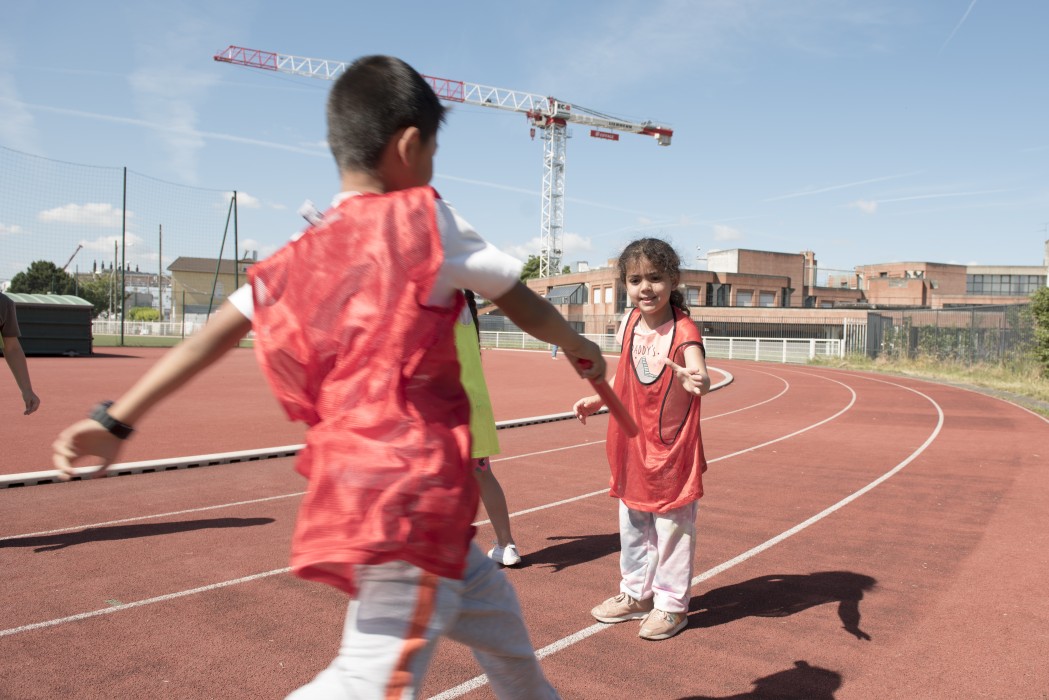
[867,304,1036,365]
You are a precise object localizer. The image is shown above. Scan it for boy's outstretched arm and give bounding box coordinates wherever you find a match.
[52,301,253,479]
[491,282,605,381]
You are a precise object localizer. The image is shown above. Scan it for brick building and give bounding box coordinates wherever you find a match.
[168,255,255,321]
[523,243,1048,335]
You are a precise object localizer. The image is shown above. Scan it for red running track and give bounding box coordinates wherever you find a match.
[1,350,1047,699]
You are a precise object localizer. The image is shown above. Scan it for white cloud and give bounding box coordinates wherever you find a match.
[0,45,39,151]
[38,203,126,228]
[127,8,228,184]
[232,192,262,209]
[238,238,280,261]
[0,222,25,236]
[940,0,980,55]
[505,239,539,263]
[851,199,878,214]
[79,232,144,253]
[713,224,743,241]
[504,230,595,266]
[765,171,920,202]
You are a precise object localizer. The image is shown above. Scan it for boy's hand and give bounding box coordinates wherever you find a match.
[52,419,124,480]
[664,358,710,396]
[573,395,604,425]
[564,338,605,381]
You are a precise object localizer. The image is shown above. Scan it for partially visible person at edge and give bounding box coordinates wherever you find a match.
[573,237,710,642]
[52,55,605,699]
[458,289,521,566]
[0,292,41,415]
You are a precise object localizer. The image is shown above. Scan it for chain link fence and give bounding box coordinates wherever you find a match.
[1,145,240,336]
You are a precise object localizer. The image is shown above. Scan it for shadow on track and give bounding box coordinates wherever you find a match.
[689,571,876,640]
[676,660,841,700]
[0,517,276,552]
[519,532,620,572]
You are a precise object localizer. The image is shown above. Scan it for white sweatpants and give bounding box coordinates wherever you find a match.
[286,543,559,700]
[618,500,698,614]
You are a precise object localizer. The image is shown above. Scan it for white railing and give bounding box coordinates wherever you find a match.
[94,323,844,364]
[481,331,843,364]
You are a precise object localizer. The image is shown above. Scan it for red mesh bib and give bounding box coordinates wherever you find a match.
[606,308,707,512]
[248,187,475,594]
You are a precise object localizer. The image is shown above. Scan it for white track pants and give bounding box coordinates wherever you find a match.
[618,500,698,614]
[286,543,559,700]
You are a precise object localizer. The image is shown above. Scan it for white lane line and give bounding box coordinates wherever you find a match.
[429,377,944,699]
[701,369,789,421]
[0,368,844,641]
[0,568,291,638]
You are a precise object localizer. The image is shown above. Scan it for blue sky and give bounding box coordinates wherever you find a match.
[2,0,1047,285]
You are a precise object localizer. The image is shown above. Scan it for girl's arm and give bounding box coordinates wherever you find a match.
[573,376,614,424]
[664,344,711,396]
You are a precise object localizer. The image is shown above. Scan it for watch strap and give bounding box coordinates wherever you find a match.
[90,400,134,440]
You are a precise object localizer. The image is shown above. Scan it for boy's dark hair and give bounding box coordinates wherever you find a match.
[617,237,690,316]
[327,55,446,176]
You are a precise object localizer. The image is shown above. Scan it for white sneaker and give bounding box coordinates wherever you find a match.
[487,543,522,566]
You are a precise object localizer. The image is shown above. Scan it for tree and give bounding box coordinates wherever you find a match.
[1030,287,1049,376]
[128,307,160,322]
[9,260,76,295]
[76,275,115,317]
[519,255,541,281]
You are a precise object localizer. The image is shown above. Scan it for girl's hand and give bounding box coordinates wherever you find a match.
[664,358,710,396]
[573,395,604,424]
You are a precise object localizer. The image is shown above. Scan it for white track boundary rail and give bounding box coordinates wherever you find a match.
[2,371,731,489]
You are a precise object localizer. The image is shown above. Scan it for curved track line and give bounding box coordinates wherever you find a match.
[429,374,945,700]
[0,369,860,642]
[701,368,789,421]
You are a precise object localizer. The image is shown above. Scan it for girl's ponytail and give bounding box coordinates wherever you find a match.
[670,288,690,317]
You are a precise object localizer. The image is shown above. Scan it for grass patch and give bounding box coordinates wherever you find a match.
[92,335,254,349]
[813,354,1049,416]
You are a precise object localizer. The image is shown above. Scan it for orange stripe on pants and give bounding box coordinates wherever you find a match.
[384,571,439,699]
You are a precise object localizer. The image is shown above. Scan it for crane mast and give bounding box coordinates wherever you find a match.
[214,45,672,278]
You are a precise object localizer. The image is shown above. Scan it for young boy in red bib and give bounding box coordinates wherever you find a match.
[53,55,605,699]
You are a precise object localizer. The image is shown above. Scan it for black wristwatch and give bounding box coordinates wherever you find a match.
[90,401,135,440]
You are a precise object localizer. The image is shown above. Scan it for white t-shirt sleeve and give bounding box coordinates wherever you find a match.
[227,283,255,321]
[428,199,523,307]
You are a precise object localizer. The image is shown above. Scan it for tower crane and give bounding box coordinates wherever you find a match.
[214,45,673,278]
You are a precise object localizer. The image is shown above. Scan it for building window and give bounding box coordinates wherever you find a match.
[686,286,701,306]
[592,286,599,304]
[736,290,753,307]
[604,287,613,304]
[966,274,1046,296]
[759,291,776,307]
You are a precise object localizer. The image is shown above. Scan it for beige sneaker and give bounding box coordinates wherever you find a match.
[638,609,687,640]
[591,593,654,623]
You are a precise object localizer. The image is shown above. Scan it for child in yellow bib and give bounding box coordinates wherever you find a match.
[457,290,521,566]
